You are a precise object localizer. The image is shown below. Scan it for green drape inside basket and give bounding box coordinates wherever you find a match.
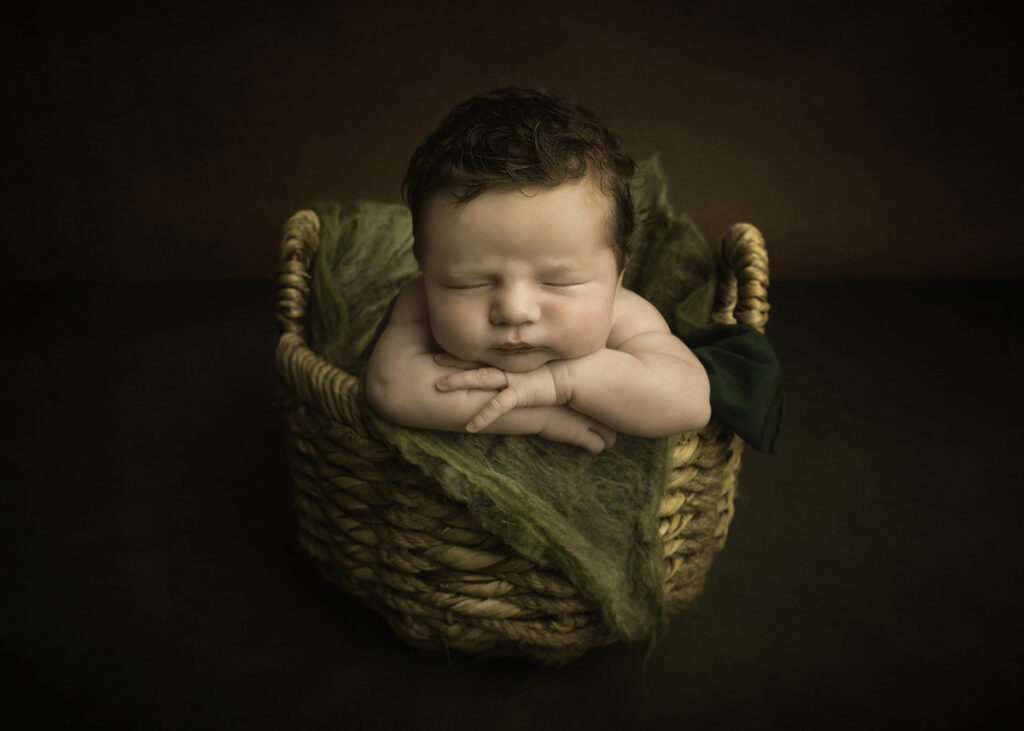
[308,158,718,644]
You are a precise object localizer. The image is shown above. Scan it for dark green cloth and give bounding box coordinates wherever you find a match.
[686,325,784,453]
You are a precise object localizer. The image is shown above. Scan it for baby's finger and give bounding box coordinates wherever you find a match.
[578,430,607,455]
[436,367,509,392]
[465,389,518,433]
[433,352,483,370]
[590,422,617,450]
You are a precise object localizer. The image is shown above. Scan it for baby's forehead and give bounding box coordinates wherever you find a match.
[413,177,623,271]
[424,180,614,232]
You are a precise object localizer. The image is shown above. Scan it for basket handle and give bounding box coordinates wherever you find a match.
[276,210,320,338]
[712,223,770,334]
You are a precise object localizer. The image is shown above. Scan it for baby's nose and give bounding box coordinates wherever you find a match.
[491,284,540,325]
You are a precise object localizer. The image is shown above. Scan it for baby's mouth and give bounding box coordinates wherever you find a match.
[495,343,537,354]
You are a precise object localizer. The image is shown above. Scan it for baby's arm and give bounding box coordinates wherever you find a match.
[436,289,711,438]
[365,277,616,453]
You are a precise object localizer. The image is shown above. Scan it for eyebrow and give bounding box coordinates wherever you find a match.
[537,263,586,277]
[442,266,491,280]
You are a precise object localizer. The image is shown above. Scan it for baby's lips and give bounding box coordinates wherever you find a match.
[495,342,537,353]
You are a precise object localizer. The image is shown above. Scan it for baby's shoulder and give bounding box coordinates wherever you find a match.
[607,288,671,348]
[389,275,429,324]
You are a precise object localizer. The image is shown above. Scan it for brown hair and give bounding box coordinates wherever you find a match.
[403,88,636,270]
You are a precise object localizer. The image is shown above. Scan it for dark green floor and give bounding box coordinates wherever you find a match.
[3,280,1022,729]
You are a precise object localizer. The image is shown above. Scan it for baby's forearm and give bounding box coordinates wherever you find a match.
[369,351,492,429]
[555,340,711,437]
[367,349,613,451]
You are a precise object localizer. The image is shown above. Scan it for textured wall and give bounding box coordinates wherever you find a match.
[8,0,1021,280]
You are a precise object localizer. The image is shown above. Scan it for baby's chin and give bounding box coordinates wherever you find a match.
[479,350,556,373]
[481,344,602,373]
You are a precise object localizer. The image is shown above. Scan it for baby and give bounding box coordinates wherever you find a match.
[366,88,711,454]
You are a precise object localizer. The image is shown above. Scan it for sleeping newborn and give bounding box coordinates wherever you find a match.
[366,88,710,453]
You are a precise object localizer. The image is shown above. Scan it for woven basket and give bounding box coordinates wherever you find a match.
[275,209,770,665]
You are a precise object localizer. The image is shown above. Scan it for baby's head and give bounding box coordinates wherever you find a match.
[403,88,637,372]
[403,87,636,271]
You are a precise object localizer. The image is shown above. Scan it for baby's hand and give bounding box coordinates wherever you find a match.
[539,406,617,454]
[431,353,485,371]
[433,354,572,434]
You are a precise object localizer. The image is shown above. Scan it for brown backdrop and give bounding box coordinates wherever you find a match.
[7,0,1021,280]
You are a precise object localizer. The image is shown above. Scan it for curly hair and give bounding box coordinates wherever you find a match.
[403,88,636,271]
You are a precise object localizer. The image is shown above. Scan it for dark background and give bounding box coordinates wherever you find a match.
[4,1,1023,729]
[5,0,1022,281]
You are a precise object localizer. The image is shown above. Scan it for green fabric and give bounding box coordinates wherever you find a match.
[688,325,785,453]
[624,157,717,337]
[365,406,673,643]
[307,201,420,377]
[307,158,719,645]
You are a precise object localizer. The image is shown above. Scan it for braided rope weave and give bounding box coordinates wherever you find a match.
[275,211,770,665]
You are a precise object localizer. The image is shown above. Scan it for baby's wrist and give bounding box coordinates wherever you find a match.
[547,360,575,404]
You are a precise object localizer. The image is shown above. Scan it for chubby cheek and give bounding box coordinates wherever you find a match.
[428,299,487,358]
[551,298,615,357]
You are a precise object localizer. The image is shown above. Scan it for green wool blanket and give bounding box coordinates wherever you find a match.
[308,158,720,644]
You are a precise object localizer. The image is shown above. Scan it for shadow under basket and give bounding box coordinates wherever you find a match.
[275,209,770,665]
